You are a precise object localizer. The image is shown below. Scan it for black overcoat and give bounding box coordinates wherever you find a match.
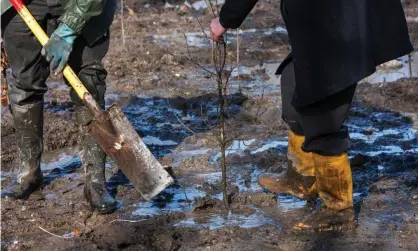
[220,0,414,107]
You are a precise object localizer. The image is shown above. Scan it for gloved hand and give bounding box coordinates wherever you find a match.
[41,23,77,75]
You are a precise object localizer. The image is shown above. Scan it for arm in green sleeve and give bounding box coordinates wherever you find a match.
[58,0,105,34]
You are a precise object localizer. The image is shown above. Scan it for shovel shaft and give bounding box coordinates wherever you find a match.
[10,0,89,100]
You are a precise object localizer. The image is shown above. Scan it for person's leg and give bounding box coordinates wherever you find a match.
[294,84,357,231]
[258,61,317,201]
[1,1,50,199]
[298,84,356,156]
[67,34,117,214]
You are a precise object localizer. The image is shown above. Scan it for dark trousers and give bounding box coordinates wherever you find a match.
[281,61,356,156]
[2,0,109,107]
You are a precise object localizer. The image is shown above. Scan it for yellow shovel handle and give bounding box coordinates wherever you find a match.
[12,2,89,99]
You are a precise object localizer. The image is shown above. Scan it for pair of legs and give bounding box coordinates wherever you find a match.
[1,0,116,213]
[259,61,356,231]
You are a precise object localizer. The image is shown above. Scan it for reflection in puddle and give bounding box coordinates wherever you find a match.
[175,209,278,230]
[233,167,263,192]
[132,186,206,217]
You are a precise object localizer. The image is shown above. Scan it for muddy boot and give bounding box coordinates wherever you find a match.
[294,153,356,232]
[258,131,318,201]
[76,106,117,214]
[1,103,44,199]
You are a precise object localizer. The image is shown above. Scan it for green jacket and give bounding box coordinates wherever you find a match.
[1,0,105,34]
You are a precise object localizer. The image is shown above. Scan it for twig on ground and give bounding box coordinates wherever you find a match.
[37,226,74,239]
[109,219,146,224]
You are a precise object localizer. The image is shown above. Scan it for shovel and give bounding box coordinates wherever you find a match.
[10,0,174,200]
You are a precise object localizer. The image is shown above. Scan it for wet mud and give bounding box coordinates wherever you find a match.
[2,1,418,250]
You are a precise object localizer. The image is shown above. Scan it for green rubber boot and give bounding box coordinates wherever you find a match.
[2,103,44,199]
[76,106,117,214]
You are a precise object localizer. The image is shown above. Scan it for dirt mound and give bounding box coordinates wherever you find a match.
[355,77,418,113]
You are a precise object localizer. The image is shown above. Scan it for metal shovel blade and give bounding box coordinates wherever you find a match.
[85,96,174,200]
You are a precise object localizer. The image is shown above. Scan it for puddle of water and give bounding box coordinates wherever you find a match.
[277,195,307,212]
[347,107,417,157]
[231,62,282,96]
[360,145,405,157]
[228,139,256,152]
[196,172,222,184]
[2,146,82,181]
[142,136,178,146]
[263,26,288,36]
[187,61,281,97]
[349,127,416,144]
[40,147,81,173]
[132,186,206,217]
[152,26,287,49]
[210,139,256,162]
[130,164,277,230]
[185,35,211,48]
[191,0,207,10]
[362,54,418,83]
[232,167,263,192]
[251,139,288,154]
[175,209,277,230]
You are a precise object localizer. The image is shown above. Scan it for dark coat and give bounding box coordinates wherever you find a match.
[220,0,414,107]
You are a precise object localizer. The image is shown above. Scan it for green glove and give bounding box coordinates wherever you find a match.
[41,23,77,75]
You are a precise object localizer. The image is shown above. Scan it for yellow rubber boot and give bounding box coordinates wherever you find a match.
[294,153,355,232]
[287,130,315,176]
[258,131,317,201]
[315,153,353,210]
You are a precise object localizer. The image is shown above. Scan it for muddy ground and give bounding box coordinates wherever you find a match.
[1,1,418,250]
